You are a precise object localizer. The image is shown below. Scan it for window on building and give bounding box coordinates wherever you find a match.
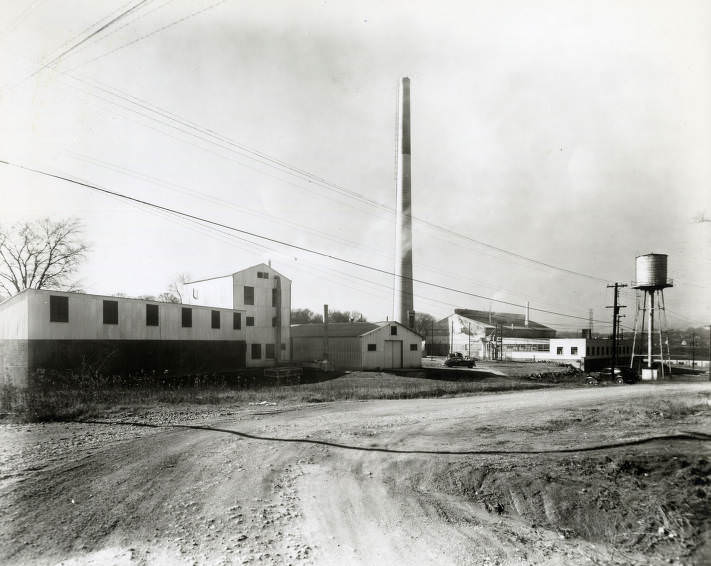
[266,343,275,359]
[390,325,397,336]
[556,346,563,355]
[211,310,220,329]
[233,312,241,330]
[367,344,377,351]
[103,300,118,325]
[571,346,578,355]
[272,316,277,327]
[244,286,254,305]
[246,316,255,327]
[410,344,418,351]
[146,304,159,326]
[251,343,261,359]
[272,288,278,307]
[281,343,286,351]
[49,295,69,323]
[181,307,192,328]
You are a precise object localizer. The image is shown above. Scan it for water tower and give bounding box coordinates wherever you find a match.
[630,253,673,379]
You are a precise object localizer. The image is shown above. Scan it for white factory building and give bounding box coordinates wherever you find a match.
[0,263,291,387]
[291,321,422,371]
[428,309,557,359]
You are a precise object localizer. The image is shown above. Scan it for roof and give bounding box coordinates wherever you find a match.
[185,263,291,285]
[291,322,381,338]
[452,309,555,332]
[291,321,423,339]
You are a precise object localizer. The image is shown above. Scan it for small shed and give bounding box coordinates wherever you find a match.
[290,321,422,370]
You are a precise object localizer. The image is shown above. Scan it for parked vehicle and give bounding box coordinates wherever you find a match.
[444,352,477,368]
[585,366,637,385]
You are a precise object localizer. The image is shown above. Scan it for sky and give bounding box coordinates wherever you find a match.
[0,0,709,332]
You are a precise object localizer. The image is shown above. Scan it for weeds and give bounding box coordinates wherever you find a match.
[0,373,547,422]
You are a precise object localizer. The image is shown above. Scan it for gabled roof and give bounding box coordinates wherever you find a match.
[185,263,290,285]
[291,321,423,339]
[452,309,554,332]
[291,322,380,338]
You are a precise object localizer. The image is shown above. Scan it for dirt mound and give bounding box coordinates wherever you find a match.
[405,446,710,564]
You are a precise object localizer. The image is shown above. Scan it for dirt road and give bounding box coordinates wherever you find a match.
[1,383,709,565]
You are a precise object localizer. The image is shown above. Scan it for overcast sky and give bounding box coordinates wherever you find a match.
[0,0,709,330]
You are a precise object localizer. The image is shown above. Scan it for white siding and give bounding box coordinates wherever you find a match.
[0,293,29,339]
[361,323,422,370]
[26,290,245,341]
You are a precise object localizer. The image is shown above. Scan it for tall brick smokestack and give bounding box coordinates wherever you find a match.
[395,77,414,328]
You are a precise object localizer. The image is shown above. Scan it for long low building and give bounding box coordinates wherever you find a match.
[0,289,250,387]
[291,321,422,370]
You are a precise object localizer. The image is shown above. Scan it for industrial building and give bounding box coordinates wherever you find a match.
[291,321,422,370]
[183,263,292,367]
[0,263,292,387]
[547,337,633,370]
[428,308,557,359]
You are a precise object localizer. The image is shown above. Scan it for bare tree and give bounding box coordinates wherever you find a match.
[0,218,88,298]
[167,273,190,303]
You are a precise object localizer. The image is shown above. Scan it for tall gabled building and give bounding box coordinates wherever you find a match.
[184,263,291,367]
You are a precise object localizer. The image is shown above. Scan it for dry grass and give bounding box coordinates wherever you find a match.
[0,372,549,422]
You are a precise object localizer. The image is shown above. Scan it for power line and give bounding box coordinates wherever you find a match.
[1,0,152,93]
[15,54,620,284]
[0,157,615,325]
[63,0,231,73]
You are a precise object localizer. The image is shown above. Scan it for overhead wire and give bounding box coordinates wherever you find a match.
[0,157,625,326]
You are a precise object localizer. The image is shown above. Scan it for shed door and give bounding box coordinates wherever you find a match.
[386,340,403,369]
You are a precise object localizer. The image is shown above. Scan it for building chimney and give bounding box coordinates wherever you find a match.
[394,77,414,328]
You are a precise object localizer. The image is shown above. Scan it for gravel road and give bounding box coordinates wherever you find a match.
[1,383,709,565]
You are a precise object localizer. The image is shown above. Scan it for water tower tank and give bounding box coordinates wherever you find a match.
[634,254,670,289]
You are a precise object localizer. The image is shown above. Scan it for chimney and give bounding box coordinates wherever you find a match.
[394,77,414,328]
[525,301,530,327]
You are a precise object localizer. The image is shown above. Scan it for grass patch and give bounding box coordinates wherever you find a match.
[0,373,549,422]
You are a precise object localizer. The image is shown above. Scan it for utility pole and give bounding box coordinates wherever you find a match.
[708,324,711,381]
[606,283,627,377]
[468,322,471,358]
[691,332,696,367]
[323,304,329,366]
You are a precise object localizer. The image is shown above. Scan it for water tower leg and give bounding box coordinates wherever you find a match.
[647,291,654,370]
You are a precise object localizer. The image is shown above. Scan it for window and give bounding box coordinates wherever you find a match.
[181,307,192,328]
[272,316,277,328]
[266,344,275,359]
[410,344,418,351]
[367,344,377,351]
[103,300,118,325]
[146,304,159,326]
[233,312,241,330]
[251,343,261,359]
[211,310,220,329]
[556,346,563,355]
[49,295,69,323]
[272,288,278,307]
[390,325,397,336]
[246,316,255,327]
[571,346,578,355]
[244,286,254,305]
[257,271,268,279]
[281,343,286,351]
